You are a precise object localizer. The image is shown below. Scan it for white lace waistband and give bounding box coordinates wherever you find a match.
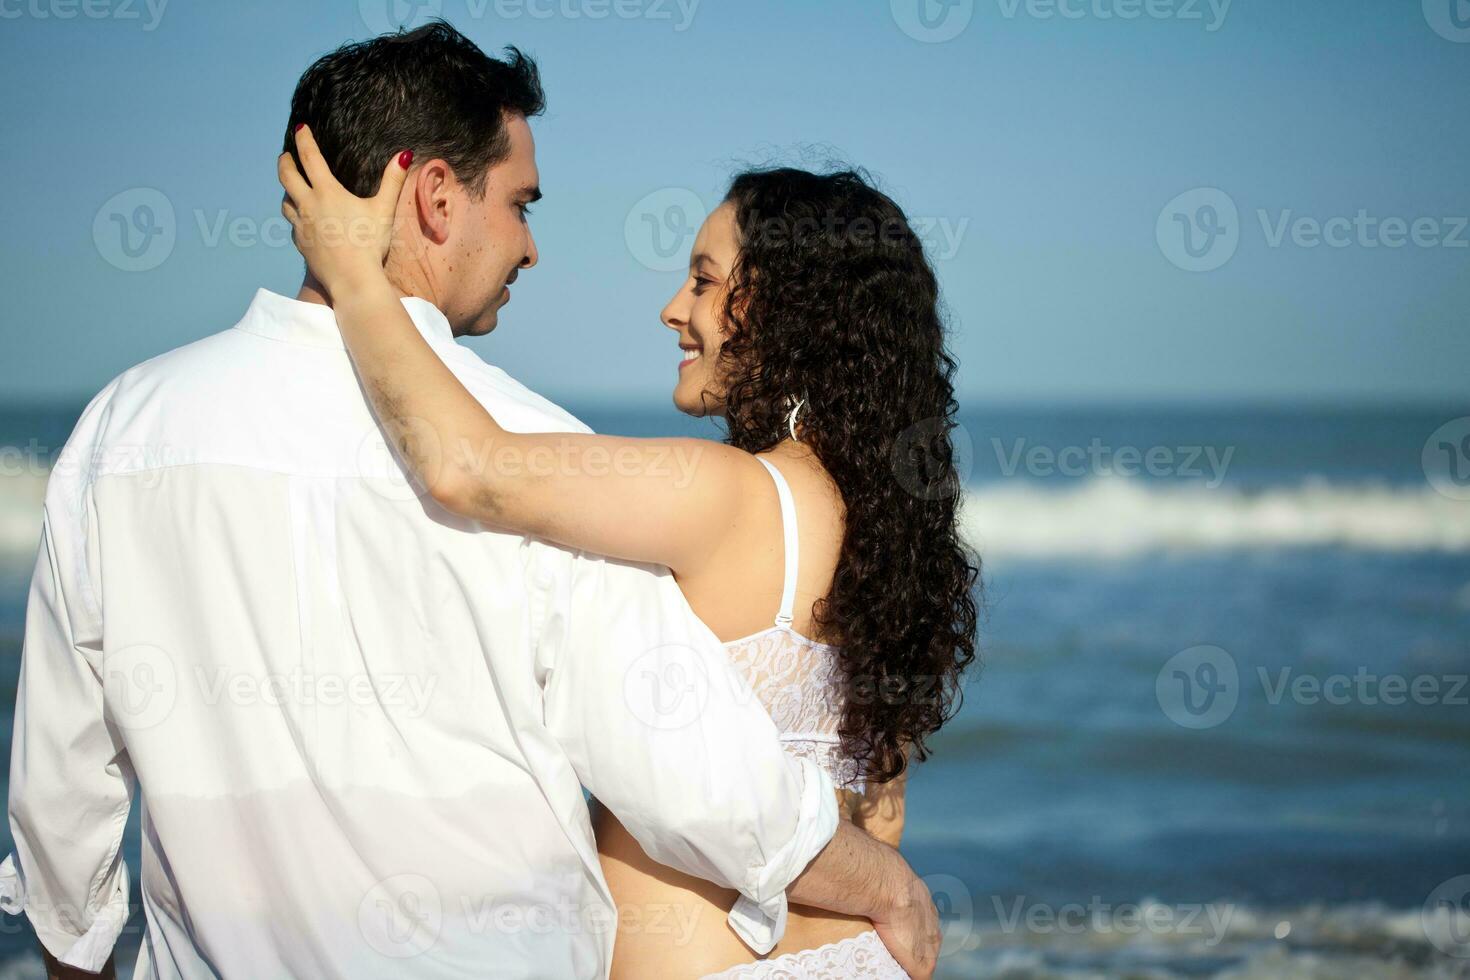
[697,929,909,979]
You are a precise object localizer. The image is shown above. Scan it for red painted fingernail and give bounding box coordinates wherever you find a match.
[294,123,305,133]
[398,150,414,169]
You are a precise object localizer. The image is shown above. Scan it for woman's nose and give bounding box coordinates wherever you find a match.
[661,292,687,331]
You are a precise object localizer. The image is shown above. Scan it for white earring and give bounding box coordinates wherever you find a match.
[785,397,807,442]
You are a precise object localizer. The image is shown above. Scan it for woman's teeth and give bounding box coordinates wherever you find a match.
[681,349,702,362]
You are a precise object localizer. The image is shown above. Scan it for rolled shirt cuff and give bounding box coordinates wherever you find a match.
[0,853,131,973]
[726,756,840,954]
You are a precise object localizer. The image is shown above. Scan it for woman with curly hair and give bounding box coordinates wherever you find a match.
[281,131,978,979]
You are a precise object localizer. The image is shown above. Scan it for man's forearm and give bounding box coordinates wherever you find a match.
[786,819,906,919]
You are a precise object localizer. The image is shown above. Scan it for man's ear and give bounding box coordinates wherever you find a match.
[412,159,455,245]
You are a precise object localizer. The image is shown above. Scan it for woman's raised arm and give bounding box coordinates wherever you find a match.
[279,125,751,574]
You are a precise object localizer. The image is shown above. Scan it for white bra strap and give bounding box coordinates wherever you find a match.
[756,456,799,629]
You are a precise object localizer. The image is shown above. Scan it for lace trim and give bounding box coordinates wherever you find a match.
[724,627,865,792]
[725,629,845,733]
[779,738,865,793]
[723,622,839,651]
[698,929,909,979]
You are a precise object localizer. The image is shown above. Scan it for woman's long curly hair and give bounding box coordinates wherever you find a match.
[714,167,981,785]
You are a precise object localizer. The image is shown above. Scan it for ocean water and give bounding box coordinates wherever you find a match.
[0,402,1467,979]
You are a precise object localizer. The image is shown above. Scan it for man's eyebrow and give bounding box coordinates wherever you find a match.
[517,185,542,203]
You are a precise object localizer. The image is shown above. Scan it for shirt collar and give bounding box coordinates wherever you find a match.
[232,287,457,351]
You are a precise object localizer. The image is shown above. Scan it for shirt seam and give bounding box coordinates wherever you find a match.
[83,792,131,923]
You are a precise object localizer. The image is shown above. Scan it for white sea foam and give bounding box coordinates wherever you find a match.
[0,954,47,980]
[0,471,45,576]
[960,476,1470,560]
[5,470,1470,571]
[940,897,1470,979]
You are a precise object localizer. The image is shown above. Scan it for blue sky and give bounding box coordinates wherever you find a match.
[2,0,1467,406]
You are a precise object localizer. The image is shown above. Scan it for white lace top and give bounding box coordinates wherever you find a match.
[723,458,865,795]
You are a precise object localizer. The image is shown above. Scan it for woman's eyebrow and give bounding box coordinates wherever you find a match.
[690,251,724,274]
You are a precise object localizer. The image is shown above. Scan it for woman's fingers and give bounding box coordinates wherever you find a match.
[374,150,413,217]
[278,127,409,276]
[291,124,337,191]
[280,195,306,251]
[277,152,311,206]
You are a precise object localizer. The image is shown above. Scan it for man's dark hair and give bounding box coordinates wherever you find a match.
[285,20,544,198]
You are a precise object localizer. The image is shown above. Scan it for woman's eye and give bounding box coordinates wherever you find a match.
[691,276,713,295]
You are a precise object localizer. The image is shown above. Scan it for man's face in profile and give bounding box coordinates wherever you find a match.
[440,114,542,337]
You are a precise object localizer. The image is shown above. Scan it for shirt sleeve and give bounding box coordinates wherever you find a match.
[2,485,134,971]
[533,546,839,954]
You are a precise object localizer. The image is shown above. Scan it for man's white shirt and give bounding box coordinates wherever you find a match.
[0,288,838,979]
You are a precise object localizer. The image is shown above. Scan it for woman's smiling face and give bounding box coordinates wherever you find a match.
[661,202,741,417]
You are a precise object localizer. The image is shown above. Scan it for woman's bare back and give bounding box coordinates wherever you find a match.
[593,441,884,979]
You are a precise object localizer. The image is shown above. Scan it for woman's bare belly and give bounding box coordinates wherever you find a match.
[594,798,875,980]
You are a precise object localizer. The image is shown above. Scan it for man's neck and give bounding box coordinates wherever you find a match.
[295,275,332,308]
[295,273,413,309]
[295,274,466,338]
